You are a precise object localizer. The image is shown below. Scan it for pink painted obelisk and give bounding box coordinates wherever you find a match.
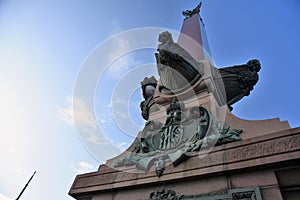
[178,3,211,62]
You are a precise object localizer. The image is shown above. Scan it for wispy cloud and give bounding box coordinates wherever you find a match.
[106,37,137,78]
[72,97,97,129]
[71,162,97,175]
[0,194,12,200]
[97,103,113,125]
[59,97,75,125]
[105,19,140,78]
[59,97,97,129]
[59,97,110,146]
[110,97,143,135]
[110,98,128,120]
[117,142,129,150]
[97,98,133,126]
[109,18,123,35]
[86,133,101,145]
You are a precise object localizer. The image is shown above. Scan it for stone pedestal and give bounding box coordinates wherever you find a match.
[69,53,300,200]
[69,120,300,199]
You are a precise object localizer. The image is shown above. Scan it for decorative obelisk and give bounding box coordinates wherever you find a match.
[178,2,212,62]
[69,3,299,200]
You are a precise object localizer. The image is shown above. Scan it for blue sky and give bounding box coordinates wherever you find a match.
[0,1,299,200]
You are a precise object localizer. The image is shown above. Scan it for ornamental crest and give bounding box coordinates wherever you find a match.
[149,100,210,151]
[113,99,242,177]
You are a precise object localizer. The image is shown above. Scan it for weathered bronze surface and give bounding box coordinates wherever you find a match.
[113,29,263,176]
[219,59,261,110]
[154,31,261,110]
[114,99,242,176]
[155,31,204,93]
[182,2,202,20]
[140,76,159,120]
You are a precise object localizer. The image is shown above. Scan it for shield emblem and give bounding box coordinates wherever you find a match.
[151,124,184,150]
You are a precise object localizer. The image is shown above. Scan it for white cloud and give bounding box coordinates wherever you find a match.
[110,98,128,120]
[117,142,129,150]
[0,194,12,200]
[86,133,101,145]
[108,96,143,136]
[98,118,109,124]
[59,97,110,145]
[71,162,97,175]
[107,37,137,78]
[109,18,123,35]
[97,103,113,125]
[59,97,97,129]
[59,97,75,125]
[104,19,140,78]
